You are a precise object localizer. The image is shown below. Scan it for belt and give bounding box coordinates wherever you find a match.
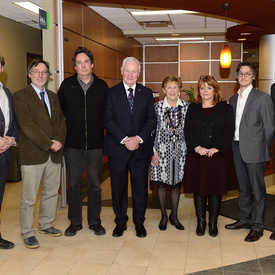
[234,140,239,145]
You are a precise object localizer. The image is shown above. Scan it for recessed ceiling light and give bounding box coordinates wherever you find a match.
[156,37,204,41]
[243,51,249,54]
[241,33,251,36]
[131,10,198,15]
[171,34,180,36]
[13,1,41,15]
[238,38,247,41]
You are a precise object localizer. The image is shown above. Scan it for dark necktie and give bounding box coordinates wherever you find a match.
[128,88,134,114]
[40,91,50,118]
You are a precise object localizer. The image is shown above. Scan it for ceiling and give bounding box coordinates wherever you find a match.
[1,0,274,63]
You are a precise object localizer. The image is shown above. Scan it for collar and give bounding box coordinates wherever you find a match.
[31,83,46,97]
[0,82,3,89]
[237,85,253,97]
[162,96,183,109]
[77,74,94,86]
[123,81,136,92]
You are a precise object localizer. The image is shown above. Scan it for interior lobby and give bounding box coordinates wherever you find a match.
[0,0,275,274]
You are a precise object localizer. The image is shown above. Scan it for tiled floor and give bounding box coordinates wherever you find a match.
[1,174,275,274]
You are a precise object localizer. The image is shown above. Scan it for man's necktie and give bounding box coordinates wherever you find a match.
[128,88,134,114]
[40,91,50,118]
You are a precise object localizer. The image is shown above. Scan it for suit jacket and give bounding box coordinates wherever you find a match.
[103,82,156,159]
[229,88,275,163]
[0,86,19,163]
[184,101,234,154]
[13,85,66,165]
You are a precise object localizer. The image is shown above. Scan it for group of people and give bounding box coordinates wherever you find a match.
[0,47,274,250]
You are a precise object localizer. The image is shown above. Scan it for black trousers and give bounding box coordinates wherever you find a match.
[64,148,103,226]
[109,154,150,225]
[0,154,10,214]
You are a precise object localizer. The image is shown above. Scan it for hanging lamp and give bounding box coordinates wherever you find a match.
[220,3,232,68]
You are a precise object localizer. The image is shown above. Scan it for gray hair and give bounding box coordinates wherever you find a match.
[121,57,141,72]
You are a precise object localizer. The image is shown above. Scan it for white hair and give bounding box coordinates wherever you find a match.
[121,57,141,72]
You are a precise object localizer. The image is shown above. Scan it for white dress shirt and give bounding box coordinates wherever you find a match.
[0,82,10,135]
[234,84,253,141]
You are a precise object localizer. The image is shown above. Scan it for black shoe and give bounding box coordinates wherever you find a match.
[89,224,106,236]
[24,236,40,249]
[169,216,184,230]
[225,220,251,230]
[135,224,147,238]
[159,222,167,231]
[270,232,275,240]
[209,221,218,237]
[0,238,15,249]
[244,229,263,242]
[65,224,83,236]
[112,224,127,237]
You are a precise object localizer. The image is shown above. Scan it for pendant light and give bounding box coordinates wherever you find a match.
[220,3,232,68]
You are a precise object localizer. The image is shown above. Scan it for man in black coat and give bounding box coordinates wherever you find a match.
[0,55,19,249]
[58,47,108,237]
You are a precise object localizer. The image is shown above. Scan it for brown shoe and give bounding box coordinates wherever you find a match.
[270,232,275,240]
[225,220,251,230]
[244,229,263,242]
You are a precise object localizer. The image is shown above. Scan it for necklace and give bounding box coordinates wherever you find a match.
[165,106,182,131]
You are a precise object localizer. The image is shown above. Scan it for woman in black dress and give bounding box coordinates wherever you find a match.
[184,75,238,237]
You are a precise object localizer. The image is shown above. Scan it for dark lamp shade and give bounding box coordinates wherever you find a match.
[220,44,232,68]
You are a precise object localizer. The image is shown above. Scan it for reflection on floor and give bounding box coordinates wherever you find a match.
[1,174,275,275]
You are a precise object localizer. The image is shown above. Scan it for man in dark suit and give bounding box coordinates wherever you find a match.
[0,55,19,249]
[13,60,66,249]
[225,62,275,242]
[270,82,275,241]
[103,57,156,238]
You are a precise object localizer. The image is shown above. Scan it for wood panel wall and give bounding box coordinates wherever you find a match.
[144,42,242,102]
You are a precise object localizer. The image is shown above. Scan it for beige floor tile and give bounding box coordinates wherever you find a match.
[146,267,185,275]
[69,261,111,275]
[78,249,118,264]
[221,242,258,266]
[30,259,76,275]
[185,243,222,273]
[121,237,157,253]
[11,245,53,260]
[149,240,187,268]
[107,263,147,275]
[0,258,41,275]
[45,246,86,261]
[114,246,152,266]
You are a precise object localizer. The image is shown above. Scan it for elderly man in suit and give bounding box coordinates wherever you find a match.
[13,60,66,249]
[225,62,275,242]
[103,57,156,238]
[0,55,19,249]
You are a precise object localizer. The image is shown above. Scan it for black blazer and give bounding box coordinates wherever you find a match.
[0,86,19,163]
[103,82,156,159]
[184,101,234,154]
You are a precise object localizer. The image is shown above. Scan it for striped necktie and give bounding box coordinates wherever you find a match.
[128,87,134,114]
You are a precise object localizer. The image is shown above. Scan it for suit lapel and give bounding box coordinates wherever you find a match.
[241,88,256,122]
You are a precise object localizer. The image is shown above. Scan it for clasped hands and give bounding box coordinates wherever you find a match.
[51,140,63,152]
[195,146,218,157]
[124,136,140,151]
[0,136,15,153]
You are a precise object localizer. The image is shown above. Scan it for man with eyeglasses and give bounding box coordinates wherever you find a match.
[13,60,66,249]
[225,62,275,242]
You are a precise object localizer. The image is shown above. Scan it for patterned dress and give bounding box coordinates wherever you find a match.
[150,97,189,186]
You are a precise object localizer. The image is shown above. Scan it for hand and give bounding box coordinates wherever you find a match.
[152,151,160,166]
[207,148,219,157]
[124,136,140,151]
[51,140,63,152]
[196,146,208,156]
[0,136,15,153]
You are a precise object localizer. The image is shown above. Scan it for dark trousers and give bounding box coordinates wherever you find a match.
[64,148,103,226]
[233,143,266,232]
[0,154,10,214]
[108,155,149,225]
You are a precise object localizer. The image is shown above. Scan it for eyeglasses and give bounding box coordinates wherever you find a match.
[237,72,252,77]
[31,70,49,76]
[200,75,214,79]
